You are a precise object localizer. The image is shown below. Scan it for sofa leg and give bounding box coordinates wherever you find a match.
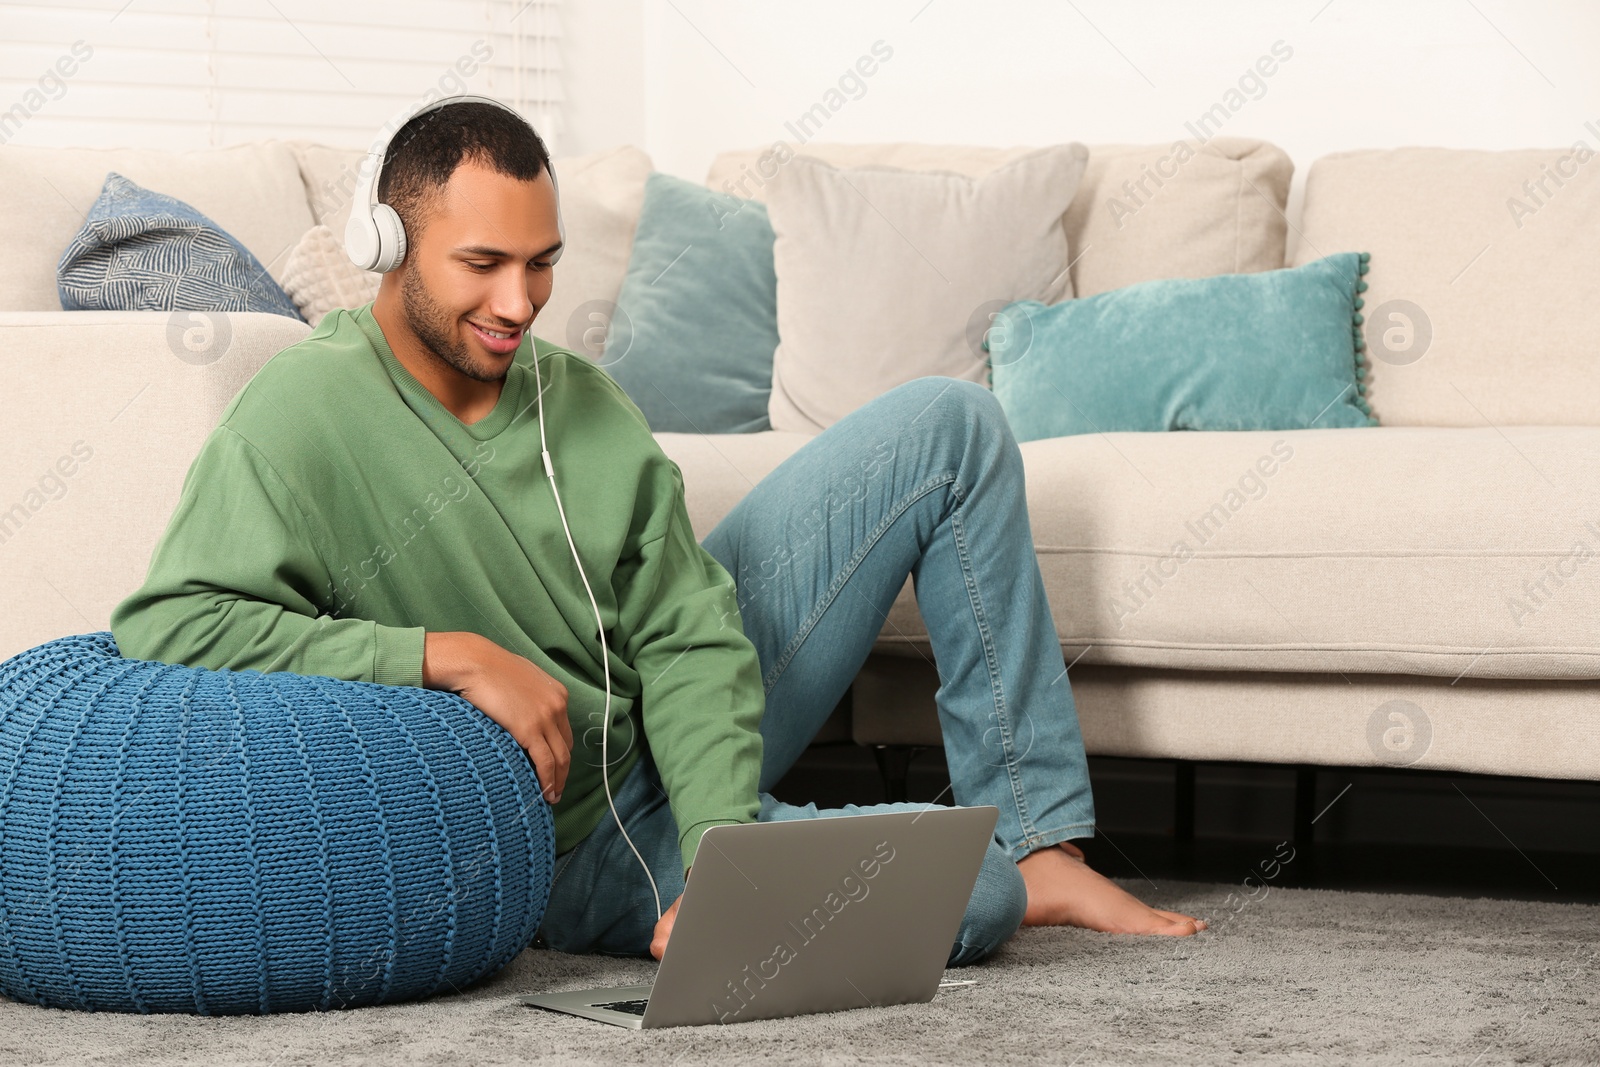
[1292,765,1318,886]
[872,744,922,803]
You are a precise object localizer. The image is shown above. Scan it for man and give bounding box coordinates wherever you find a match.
[111,101,1205,966]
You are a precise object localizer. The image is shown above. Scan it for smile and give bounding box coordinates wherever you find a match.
[469,321,524,353]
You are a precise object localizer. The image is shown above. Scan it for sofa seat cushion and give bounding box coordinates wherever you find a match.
[659,424,1600,682]
[657,431,818,540]
[0,142,313,312]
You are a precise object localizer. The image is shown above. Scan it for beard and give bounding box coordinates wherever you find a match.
[399,264,507,384]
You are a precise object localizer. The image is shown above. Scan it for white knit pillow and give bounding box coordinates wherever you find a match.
[279,224,382,327]
[763,144,1090,433]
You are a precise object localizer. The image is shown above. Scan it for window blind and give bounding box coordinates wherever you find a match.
[0,0,564,151]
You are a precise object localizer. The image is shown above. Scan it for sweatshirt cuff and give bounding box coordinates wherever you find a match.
[373,622,426,688]
[678,817,755,876]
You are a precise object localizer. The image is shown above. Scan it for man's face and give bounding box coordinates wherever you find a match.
[396,155,561,383]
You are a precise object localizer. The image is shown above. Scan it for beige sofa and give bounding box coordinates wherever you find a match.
[4,135,1598,796]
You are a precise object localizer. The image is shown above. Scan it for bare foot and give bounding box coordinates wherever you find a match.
[1018,842,1207,935]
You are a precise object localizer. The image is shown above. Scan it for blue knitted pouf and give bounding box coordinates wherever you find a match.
[0,632,555,1015]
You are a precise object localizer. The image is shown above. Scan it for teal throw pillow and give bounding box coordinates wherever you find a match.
[57,171,303,321]
[604,172,775,433]
[987,252,1378,442]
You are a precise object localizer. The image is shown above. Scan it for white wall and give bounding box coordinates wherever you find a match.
[565,0,1600,242]
[556,0,647,155]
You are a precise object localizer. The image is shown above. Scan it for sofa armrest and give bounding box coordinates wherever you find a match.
[0,310,314,659]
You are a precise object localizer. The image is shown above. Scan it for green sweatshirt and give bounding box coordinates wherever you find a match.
[110,301,765,874]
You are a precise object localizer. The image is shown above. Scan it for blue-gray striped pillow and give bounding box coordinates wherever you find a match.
[57,171,304,321]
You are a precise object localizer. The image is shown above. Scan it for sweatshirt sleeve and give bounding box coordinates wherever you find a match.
[110,424,426,687]
[610,458,765,876]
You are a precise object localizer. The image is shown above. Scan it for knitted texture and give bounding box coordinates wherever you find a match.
[0,632,554,1015]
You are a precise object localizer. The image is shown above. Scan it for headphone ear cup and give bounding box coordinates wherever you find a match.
[344,210,379,272]
[372,202,406,273]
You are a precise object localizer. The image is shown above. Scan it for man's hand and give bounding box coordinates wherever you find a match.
[650,886,686,961]
[424,631,573,803]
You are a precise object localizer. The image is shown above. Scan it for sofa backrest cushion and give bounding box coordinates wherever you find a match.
[1294,146,1600,427]
[286,140,653,355]
[704,138,1292,298]
[0,141,313,312]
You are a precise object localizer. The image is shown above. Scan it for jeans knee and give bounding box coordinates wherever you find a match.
[950,377,1006,421]
[886,376,993,421]
[947,381,1023,491]
[910,377,1004,426]
[948,844,1027,966]
[888,378,1018,474]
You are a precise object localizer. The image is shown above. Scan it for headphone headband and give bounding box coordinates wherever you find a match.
[344,93,562,274]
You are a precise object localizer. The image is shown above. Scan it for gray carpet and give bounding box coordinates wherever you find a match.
[4,879,1597,1066]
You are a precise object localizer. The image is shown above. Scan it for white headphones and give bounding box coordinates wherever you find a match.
[345,93,564,274]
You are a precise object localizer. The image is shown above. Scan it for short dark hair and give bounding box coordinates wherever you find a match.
[376,99,553,241]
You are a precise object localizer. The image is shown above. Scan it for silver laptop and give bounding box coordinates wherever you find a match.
[520,804,998,1028]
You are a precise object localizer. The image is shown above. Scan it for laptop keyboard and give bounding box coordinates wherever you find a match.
[594,998,650,1016]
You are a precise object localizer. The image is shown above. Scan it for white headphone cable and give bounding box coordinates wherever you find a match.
[532,352,664,923]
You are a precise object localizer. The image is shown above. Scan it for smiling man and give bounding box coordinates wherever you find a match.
[111,99,1204,970]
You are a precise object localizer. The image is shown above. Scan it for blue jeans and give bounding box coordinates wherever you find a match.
[534,378,1095,966]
